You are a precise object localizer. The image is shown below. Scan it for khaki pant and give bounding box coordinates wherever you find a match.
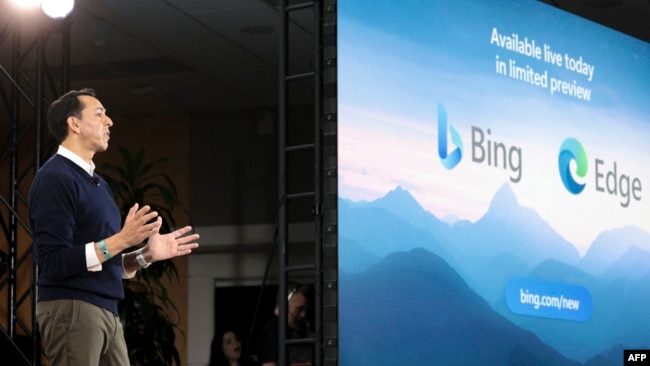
[37,299,129,366]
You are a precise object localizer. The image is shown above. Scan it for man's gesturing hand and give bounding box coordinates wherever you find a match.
[144,226,200,263]
[119,203,161,249]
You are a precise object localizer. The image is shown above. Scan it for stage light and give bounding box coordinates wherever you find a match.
[41,0,74,18]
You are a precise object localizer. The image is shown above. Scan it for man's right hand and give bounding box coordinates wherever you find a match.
[106,203,162,255]
[93,203,161,262]
[117,203,161,249]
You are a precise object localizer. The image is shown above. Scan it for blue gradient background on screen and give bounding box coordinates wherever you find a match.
[337,0,650,365]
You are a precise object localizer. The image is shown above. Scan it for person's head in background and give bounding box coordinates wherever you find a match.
[209,329,242,366]
[275,283,311,333]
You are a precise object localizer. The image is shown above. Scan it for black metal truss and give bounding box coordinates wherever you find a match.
[277,0,337,365]
[0,7,71,366]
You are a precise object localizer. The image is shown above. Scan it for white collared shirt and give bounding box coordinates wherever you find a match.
[55,146,136,279]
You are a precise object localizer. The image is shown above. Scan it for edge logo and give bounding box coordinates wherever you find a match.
[437,103,463,170]
[558,137,588,194]
[558,137,642,207]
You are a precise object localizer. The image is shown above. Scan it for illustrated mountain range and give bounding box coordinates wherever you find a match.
[339,183,650,364]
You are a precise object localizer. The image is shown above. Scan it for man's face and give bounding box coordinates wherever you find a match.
[72,95,113,153]
[288,291,308,329]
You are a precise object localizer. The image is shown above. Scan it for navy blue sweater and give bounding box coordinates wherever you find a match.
[28,154,124,315]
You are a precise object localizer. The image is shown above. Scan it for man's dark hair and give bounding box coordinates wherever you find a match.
[47,88,96,143]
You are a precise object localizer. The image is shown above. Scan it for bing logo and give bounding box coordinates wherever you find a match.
[437,103,463,170]
[558,138,588,194]
[557,137,642,207]
[436,102,523,183]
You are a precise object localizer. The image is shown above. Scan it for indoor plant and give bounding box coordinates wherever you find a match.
[100,147,184,366]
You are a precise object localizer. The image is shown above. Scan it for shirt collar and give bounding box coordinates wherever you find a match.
[57,145,95,176]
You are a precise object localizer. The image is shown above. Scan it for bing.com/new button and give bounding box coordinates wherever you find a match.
[625,350,650,365]
[504,277,592,322]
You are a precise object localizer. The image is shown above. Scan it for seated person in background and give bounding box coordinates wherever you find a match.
[209,328,244,366]
[255,283,313,366]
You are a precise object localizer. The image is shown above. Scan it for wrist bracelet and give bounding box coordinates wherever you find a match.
[98,240,111,260]
[135,248,151,268]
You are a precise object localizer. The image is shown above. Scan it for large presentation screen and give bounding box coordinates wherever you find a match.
[337,0,650,365]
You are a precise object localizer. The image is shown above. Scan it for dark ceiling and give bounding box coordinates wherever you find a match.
[0,0,648,120]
